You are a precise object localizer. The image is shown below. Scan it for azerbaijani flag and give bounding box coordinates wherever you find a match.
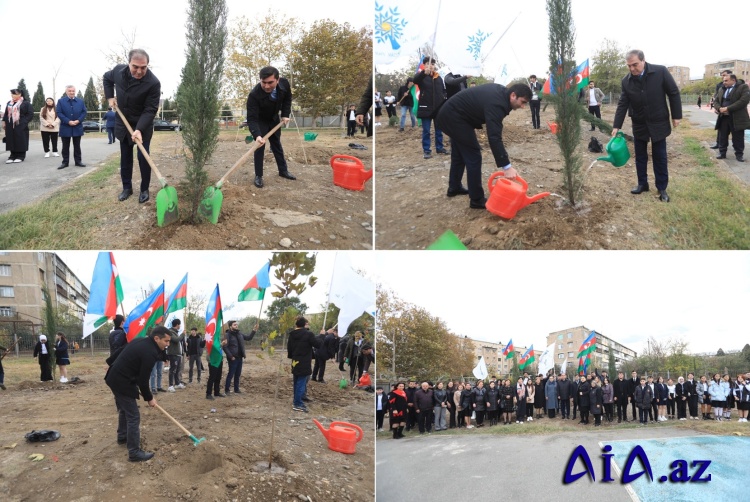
[577,330,597,358]
[166,273,188,314]
[410,50,424,119]
[83,252,124,338]
[577,354,591,375]
[124,282,165,342]
[503,339,515,359]
[238,262,271,302]
[542,58,589,95]
[205,284,224,367]
[519,345,535,370]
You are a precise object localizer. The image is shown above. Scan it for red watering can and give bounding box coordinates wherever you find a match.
[330,155,373,191]
[486,172,550,219]
[313,419,364,454]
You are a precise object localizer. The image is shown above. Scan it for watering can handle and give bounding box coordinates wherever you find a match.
[114,105,168,187]
[330,421,364,442]
[487,171,528,191]
[216,121,284,188]
[330,154,364,167]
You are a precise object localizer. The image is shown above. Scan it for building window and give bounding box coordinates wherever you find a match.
[567,333,572,339]
[568,351,575,358]
[0,306,13,316]
[568,342,573,348]
[0,264,10,276]
[0,286,14,298]
[558,344,563,350]
[558,353,565,359]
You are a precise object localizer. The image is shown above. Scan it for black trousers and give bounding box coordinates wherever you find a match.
[639,407,648,424]
[440,120,485,203]
[604,403,613,421]
[113,392,142,456]
[667,399,675,416]
[572,399,578,418]
[688,396,699,417]
[312,355,328,381]
[530,100,541,128]
[41,131,59,152]
[347,119,357,137]
[634,137,668,190]
[717,115,744,156]
[407,406,417,430]
[61,136,82,164]
[588,105,601,130]
[168,355,182,386]
[206,362,223,396]
[677,398,687,419]
[376,409,385,429]
[616,400,628,420]
[417,409,433,432]
[475,409,485,425]
[559,398,570,418]
[38,354,53,381]
[120,138,151,192]
[254,121,287,177]
[630,397,637,420]
[448,405,456,427]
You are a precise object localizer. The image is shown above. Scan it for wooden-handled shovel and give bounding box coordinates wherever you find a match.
[198,121,284,224]
[113,105,179,227]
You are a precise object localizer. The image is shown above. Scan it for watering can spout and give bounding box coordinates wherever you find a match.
[596,153,614,163]
[525,191,551,206]
[362,167,373,183]
[313,419,329,440]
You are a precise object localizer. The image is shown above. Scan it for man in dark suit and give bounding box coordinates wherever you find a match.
[713,73,749,162]
[612,50,682,202]
[628,370,639,421]
[246,66,294,188]
[710,70,733,149]
[686,372,699,419]
[528,75,543,129]
[613,371,630,422]
[105,326,171,462]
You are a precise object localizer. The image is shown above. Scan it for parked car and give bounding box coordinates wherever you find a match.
[82,121,102,132]
[153,120,180,131]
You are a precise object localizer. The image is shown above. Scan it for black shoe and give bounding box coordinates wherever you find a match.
[436,149,450,155]
[658,190,670,202]
[630,184,650,194]
[128,450,154,462]
[279,171,296,180]
[446,186,470,197]
[206,394,214,400]
[398,128,404,132]
[302,396,312,402]
[215,393,227,397]
[469,197,487,209]
[57,163,68,170]
[254,176,263,188]
[318,379,327,384]
[75,163,86,167]
[716,154,727,159]
[423,153,432,159]
[710,143,720,149]
[736,155,745,162]
[157,388,167,392]
[118,188,133,201]
[117,437,127,445]
[234,390,242,394]
[138,190,149,203]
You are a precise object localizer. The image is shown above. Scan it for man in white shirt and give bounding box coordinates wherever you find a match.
[585,81,605,131]
[529,75,543,129]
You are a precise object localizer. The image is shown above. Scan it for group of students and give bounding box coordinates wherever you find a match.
[30,332,72,383]
[380,369,750,438]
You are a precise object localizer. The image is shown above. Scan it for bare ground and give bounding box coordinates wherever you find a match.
[375,107,698,249]
[0,351,375,502]
[91,129,373,250]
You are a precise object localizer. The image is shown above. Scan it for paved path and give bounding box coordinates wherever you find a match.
[376,426,724,502]
[683,106,750,185]
[0,132,118,214]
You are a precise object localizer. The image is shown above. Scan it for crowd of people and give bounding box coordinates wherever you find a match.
[379,369,750,438]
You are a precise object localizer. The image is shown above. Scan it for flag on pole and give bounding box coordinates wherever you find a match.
[238,262,271,302]
[473,356,488,380]
[542,59,590,95]
[166,273,188,314]
[124,282,165,342]
[328,254,375,336]
[83,252,124,338]
[577,331,597,358]
[560,357,568,376]
[204,284,224,368]
[537,343,555,376]
[518,345,535,370]
[502,339,515,359]
[374,0,438,67]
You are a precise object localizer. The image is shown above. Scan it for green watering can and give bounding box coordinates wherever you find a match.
[426,230,468,250]
[597,131,630,167]
[304,132,318,141]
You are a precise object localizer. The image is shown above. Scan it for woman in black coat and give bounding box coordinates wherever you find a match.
[32,335,53,382]
[590,380,604,426]
[55,332,71,383]
[534,376,545,419]
[472,381,487,427]
[578,377,592,424]
[500,379,515,425]
[388,382,408,439]
[485,381,500,426]
[2,89,34,163]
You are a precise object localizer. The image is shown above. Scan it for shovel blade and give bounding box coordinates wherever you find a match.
[155,186,179,227]
[198,186,223,224]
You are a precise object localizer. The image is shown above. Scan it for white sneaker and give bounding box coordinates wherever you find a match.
[45,152,50,158]
[52,152,60,157]
[13,159,22,163]
[60,377,67,383]
[466,425,474,429]
[5,160,12,164]
[163,366,170,372]
[679,418,686,421]
[168,386,176,392]
[176,383,185,389]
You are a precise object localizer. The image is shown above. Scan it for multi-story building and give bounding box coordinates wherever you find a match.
[547,326,637,373]
[667,66,690,88]
[704,59,750,80]
[0,252,89,330]
[469,338,530,377]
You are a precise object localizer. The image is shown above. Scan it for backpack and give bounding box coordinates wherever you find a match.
[588,136,604,153]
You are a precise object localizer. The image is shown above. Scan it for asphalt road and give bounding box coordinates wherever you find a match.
[376,426,706,502]
[0,131,119,214]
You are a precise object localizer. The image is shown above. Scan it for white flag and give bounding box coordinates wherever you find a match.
[473,356,488,380]
[537,343,555,376]
[165,310,185,335]
[329,254,375,336]
[560,357,568,376]
[374,0,439,68]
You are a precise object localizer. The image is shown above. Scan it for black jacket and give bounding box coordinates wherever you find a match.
[103,64,161,143]
[109,328,127,356]
[246,77,292,139]
[557,379,573,400]
[472,387,487,411]
[628,377,638,398]
[613,62,682,142]
[105,336,163,402]
[413,70,446,119]
[224,328,255,359]
[396,84,414,108]
[317,333,339,360]
[286,327,320,377]
[415,388,434,410]
[186,334,206,356]
[613,378,629,402]
[436,84,514,167]
[2,99,33,151]
[591,386,604,413]
[578,379,591,407]
[444,73,468,99]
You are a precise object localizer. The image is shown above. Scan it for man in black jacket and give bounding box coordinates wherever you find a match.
[287,317,320,412]
[612,49,682,202]
[223,321,256,394]
[528,75,543,129]
[414,57,448,160]
[628,370,639,421]
[246,66,294,188]
[557,373,572,419]
[405,380,418,431]
[396,77,416,131]
[105,326,170,462]
[710,70,733,149]
[109,314,127,356]
[186,328,206,384]
[312,327,338,383]
[104,49,161,203]
[435,83,531,209]
[414,381,435,433]
[444,72,469,99]
[612,371,629,423]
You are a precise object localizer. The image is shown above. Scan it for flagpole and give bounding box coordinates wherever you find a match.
[480,12,521,64]
[321,252,338,331]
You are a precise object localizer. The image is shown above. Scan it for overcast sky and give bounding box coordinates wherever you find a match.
[56,251,374,323]
[0,0,372,108]
[376,251,750,356]
[375,0,750,82]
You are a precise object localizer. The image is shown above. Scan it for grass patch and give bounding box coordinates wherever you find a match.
[650,136,750,249]
[0,158,120,249]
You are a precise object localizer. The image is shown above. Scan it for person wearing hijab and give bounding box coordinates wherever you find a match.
[2,89,33,163]
[33,335,53,381]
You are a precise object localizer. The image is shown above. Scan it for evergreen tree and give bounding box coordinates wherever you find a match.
[221,103,232,119]
[83,77,99,119]
[16,79,30,101]
[32,81,46,112]
[76,90,84,101]
[177,0,228,223]
[41,286,57,379]
[608,350,617,377]
[162,99,172,121]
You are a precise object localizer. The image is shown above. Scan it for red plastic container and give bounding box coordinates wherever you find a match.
[330,155,373,191]
[486,172,550,220]
[313,420,364,454]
